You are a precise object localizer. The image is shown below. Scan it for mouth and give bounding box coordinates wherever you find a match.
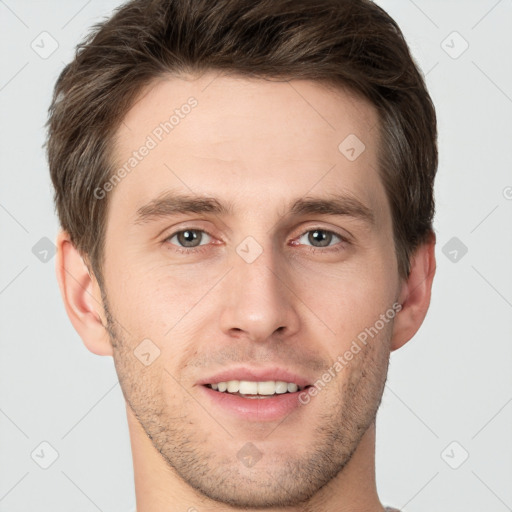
[204,380,311,398]
[197,369,315,421]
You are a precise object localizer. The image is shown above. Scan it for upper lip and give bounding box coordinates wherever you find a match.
[196,366,312,388]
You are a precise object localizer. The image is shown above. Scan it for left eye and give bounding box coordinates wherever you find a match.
[296,228,344,248]
[166,229,212,248]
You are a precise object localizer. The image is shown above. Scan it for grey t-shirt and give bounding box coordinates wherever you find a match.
[385,508,401,512]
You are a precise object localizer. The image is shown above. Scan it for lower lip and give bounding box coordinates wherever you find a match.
[199,385,308,422]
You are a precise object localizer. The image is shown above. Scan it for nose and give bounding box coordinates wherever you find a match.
[218,242,301,343]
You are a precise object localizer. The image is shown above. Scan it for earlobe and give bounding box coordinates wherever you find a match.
[55,231,113,356]
[390,231,436,351]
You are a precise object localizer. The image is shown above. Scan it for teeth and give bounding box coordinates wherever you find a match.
[275,381,288,394]
[239,381,258,394]
[227,380,240,393]
[208,380,304,395]
[258,380,277,395]
[287,382,298,393]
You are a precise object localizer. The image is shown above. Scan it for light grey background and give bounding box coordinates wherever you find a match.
[1,1,511,511]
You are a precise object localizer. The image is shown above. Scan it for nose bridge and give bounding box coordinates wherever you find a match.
[237,245,282,304]
[218,237,300,341]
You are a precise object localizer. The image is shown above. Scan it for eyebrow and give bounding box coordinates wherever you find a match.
[134,191,375,227]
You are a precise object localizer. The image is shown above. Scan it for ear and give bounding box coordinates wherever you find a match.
[391,231,436,351]
[55,230,113,356]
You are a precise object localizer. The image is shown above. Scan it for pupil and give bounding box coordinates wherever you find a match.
[179,230,200,247]
[310,229,330,247]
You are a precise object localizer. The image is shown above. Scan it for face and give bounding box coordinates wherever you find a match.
[101,72,402,508]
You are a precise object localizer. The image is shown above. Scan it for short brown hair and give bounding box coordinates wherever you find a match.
[46,0,437,285]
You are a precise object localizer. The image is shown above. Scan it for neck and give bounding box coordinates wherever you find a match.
[126,402,385,512]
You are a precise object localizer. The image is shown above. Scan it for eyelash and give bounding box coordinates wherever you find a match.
[163,227,349,255]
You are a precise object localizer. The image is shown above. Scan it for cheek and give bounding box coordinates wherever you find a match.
[108,259,223,340]
[289,254,398,338]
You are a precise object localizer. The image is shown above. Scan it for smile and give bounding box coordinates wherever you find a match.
[206,379,308,397]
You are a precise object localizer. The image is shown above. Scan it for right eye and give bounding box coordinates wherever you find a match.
[164,229,214,252]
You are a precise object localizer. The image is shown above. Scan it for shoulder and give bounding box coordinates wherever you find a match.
[385,508,401,512]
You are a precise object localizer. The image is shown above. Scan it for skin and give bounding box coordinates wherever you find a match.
[56,71,436,512]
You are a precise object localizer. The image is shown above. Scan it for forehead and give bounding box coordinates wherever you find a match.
[109,71,387,226]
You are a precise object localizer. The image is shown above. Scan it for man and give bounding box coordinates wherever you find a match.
[46,0,437,510]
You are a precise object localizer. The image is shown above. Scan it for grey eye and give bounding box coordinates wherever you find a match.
[298,229,341,248]
[168,229,212,248]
